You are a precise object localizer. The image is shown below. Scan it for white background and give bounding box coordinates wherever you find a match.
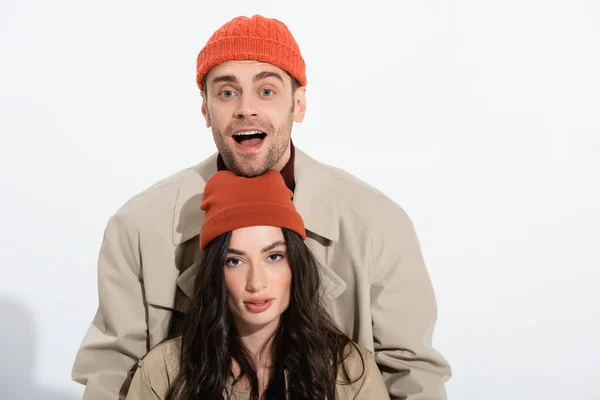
[1,1,599,399]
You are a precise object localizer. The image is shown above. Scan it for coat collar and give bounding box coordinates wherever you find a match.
[171,147,339,246]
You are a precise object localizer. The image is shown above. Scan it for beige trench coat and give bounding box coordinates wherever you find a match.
[72,147,451,399]
[125,336,391,400]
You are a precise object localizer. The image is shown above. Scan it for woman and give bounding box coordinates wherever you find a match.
[126,170,390,399]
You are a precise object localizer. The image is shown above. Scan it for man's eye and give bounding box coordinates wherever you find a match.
[261,89,274,96]
[221,90,234,97]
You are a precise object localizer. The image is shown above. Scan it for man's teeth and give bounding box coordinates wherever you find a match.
[235,131,263,136]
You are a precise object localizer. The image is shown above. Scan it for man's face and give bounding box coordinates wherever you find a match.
[201,61,306,177]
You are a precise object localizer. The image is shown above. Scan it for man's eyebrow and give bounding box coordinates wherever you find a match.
[212,75,239,85]
[253,71,284,84]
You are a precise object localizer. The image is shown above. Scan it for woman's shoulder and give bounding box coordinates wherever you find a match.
[138,336,182,383]
[142,335,181,364]
[126,336,183,399]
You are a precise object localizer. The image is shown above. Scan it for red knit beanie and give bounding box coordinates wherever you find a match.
[199,170,306,249]
[196,14,307,90]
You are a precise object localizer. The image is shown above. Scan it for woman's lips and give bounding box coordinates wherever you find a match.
[244,299,273,313]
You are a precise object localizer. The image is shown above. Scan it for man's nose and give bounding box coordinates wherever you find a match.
[234,92,259,118]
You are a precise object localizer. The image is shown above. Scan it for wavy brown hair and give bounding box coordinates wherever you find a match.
[165,228,364,399]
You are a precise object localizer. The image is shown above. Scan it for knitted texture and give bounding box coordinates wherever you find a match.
[196,14,306,89]
[199,170,306,249]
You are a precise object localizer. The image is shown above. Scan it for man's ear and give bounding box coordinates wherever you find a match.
[292,86,307,123]
[201,91,211,128]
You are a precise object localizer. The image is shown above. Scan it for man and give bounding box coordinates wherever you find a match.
[72,14,451,400]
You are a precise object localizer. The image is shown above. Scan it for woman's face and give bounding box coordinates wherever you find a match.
[224,225,292,335]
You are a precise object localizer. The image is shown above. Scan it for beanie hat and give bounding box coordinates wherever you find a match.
[199,170,306,249]
[196,14,307,90]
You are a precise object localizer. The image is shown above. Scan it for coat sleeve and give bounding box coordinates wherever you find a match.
[71,211,149,400]
[370,201,452,399]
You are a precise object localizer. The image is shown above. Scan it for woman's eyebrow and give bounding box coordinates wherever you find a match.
[226,240,286,255]
[226,247,245,256]
[261,240,286,253]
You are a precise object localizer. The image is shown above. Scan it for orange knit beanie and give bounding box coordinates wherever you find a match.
[196,14,307,90]
[199,170,306,249]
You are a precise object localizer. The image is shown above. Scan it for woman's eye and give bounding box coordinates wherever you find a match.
[225,258,242,267]
[267,254,283,262]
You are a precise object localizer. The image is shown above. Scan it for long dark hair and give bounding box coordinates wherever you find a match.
[165,228,364,399]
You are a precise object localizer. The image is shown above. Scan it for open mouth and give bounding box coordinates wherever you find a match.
[233,130,267,146]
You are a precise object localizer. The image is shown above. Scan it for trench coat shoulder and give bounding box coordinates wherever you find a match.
[114,163,202,226]
[323,161,413,233]
[107,155,217,251]
[294,149,415,244]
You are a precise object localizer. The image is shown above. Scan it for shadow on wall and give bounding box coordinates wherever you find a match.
[0,298,80,400]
